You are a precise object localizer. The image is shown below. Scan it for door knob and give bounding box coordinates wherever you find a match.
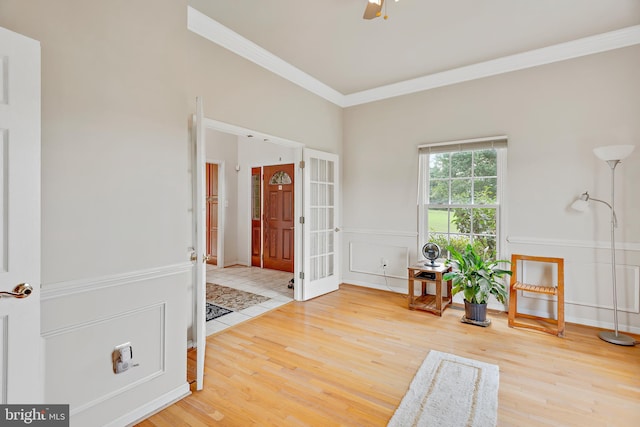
[0,283,33,299]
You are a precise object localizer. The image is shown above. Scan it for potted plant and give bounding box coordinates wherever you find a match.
[443,244,512,324]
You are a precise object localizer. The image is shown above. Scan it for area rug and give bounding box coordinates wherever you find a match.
[206,282,270,311]
[206,303,232,321]
[387,350,499,427]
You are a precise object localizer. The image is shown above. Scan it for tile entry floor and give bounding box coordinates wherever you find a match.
[205,264,295,335]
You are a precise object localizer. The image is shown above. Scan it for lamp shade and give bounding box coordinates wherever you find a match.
[593,144,635,161]
[570,198,589,212]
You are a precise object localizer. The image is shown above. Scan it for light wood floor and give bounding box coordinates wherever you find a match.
[137,284,640,426]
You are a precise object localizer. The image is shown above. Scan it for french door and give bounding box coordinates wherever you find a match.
[302,149,339,300]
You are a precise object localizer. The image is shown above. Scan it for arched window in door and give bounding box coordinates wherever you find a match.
[269,170,292,185]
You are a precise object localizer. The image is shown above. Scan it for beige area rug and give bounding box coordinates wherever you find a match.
[206,283,270,311]
[387,350,499,427]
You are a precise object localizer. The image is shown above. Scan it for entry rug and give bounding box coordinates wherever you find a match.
[387,350,499,427]
[206,303,232,321]
[206,282,270,311]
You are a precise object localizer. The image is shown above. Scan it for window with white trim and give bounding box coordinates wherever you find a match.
[418,137,507,260]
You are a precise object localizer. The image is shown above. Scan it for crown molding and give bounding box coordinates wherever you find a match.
[187,7,344,106]
[343,25,640,107]
[187,6,640,108]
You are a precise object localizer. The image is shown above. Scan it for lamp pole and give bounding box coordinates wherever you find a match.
[598,159,635,346]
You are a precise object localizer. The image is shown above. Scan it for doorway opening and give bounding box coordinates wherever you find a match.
[191,110,341,390]
[202,130,300,336]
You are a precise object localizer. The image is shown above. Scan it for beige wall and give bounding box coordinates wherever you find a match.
[342,45,640,332]
[186,31,343,155]
[1,0,191,283]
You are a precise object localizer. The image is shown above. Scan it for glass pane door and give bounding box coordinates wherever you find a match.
[303,149,339,300]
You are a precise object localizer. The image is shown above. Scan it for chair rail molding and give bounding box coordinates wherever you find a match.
[342,227,418,238]
[41,262,193,300]
[507,236,640,251]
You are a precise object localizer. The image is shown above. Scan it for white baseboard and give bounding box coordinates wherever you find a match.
[516,308,640,335]
[103,382,190,427]
[343,279,404,294]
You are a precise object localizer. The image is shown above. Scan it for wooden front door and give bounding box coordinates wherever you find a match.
[263,164,295,273]
[205,163,218,265]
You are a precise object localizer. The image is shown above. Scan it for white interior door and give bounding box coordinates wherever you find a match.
[0,26,42,403]
[302,149,340,300]
[193,98,206,390]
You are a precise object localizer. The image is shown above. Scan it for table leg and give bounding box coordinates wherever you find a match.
[407,270,413,308]
[435,278,442,315]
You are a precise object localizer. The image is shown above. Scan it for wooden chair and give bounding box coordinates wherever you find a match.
[508,254,565,337]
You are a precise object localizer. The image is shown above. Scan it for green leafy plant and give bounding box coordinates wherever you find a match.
[443,244,512,304]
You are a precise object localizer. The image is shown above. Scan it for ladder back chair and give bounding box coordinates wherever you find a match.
[508,254,565,337]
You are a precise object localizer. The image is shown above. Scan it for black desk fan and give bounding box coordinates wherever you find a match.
[422,242,441,267]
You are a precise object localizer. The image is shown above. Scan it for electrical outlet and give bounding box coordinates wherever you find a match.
[112,342,133,374]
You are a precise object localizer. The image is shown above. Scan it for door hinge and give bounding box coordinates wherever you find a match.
[299,216,305,224]
[299,272,304,280]
[299,160,305,169]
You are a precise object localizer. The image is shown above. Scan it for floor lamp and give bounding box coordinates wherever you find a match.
[571,144,635,346]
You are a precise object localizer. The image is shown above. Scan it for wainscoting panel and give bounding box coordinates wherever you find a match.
[342,229,417,293]
[43,304,165,413]
[349,241,409,279]
[564,263,639,313]
[41,265,190,427]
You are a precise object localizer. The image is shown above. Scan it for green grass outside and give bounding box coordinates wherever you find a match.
[427,209,459,232]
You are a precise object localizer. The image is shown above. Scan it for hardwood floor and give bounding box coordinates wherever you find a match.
[137,284,640,426]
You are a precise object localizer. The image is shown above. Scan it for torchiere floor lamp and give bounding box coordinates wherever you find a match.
[571,144,636,346]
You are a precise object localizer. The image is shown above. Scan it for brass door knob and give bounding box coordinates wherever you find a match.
[0,283,33,299]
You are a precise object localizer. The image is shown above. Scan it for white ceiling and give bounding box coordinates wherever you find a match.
[189,0,640,105]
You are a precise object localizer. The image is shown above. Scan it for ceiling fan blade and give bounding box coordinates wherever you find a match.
[363,0,384,20]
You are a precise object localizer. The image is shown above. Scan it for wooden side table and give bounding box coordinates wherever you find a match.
[407,263,452,316]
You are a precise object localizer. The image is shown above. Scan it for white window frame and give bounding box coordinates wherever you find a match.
[418,136,508,260]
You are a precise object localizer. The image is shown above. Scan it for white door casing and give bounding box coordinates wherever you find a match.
[0,26,42,403]
[302,149,340,300]
[193,98,206,391]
